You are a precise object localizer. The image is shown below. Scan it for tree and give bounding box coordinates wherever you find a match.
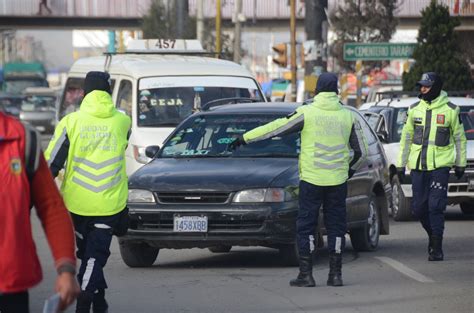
[330,0,398,69]
[141,0,236,60]
[402,0,473,91]
[141,0,195,39]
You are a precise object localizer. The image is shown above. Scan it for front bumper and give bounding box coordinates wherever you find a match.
[122,202,298,249]
[401,170,474,203]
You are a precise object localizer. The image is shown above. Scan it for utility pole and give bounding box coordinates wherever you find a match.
[216,0,222,57]
[304,0,327,77]
[196,0,204,44]
[176,0,186,38]
[290,0,297,102]
[233,0,243,63]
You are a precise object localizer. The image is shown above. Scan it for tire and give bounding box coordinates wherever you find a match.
[119,240,159,268]
[460,202,474,215]
[278,243,299,267]
[350,194,380,252]
[208,245,232,253]
[391,175,412,221]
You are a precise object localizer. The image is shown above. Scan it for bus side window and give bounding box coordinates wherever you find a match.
[116,80,133,117]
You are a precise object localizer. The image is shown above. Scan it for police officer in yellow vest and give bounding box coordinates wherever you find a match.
[229,73,367,287]
[397,72,466,262]
[46,71,131,313]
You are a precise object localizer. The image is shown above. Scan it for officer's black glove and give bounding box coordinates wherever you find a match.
[397,167,406,184]
[454,166,465,180]
[348,169,356,179]
[228,136,246,151]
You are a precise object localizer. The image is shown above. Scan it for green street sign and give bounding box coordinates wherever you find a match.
[343,43,417,61]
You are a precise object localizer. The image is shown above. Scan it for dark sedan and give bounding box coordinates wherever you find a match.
[121,103,390,267]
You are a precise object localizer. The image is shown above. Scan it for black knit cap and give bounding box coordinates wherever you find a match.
[315,72,339,94]
[83,71,111,96]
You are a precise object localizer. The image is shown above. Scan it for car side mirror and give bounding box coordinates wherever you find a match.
[376,130,388,143]
[145,145,160,159]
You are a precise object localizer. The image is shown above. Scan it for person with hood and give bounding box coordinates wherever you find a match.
[229,73,368,287]
[45,71,131,312]
[0,112,79,312]
[396,72,466,261]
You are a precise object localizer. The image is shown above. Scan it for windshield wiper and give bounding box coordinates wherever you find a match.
[245,153,297,158]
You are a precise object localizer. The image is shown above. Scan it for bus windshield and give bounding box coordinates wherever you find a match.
[137,76,263,127]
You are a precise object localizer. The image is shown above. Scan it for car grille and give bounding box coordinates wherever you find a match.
[138,218,264,231]
[466,160,474,171]
[156,192,231,204]
[448,184,471,193]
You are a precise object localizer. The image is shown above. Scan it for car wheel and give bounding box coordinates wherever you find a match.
[460,202,474,215]
[208,246,232,253]
[119,240,159,268]
[350,194,380,252]
[391,175,412,221]
[278,243,299,267]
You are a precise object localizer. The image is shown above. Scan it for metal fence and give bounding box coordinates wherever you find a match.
[329,0,474,17]
[0,0,472,18]
[0,0,152,17]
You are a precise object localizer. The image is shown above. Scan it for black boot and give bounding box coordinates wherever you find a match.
[428,236,434,256]
[76,291,94,313]
[428,235,443,261]
[93,289,109,313]
[327,252,343,287]
[289,255,316,287]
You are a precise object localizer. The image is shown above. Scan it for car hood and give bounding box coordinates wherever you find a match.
[129,157,298,192]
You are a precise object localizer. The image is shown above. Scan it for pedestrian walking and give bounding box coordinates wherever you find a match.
[45,71,131,312]
[397,72,467,261]
[229,73,367,287]
[0,112,79,313]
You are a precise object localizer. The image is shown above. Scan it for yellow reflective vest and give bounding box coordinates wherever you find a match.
[397,91,467,171]
[45,90,131,216]
[243,92,368,186]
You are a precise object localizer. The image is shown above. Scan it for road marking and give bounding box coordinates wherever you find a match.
[375,256,435,283]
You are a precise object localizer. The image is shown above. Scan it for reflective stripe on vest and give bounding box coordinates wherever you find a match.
[71,156,123,193]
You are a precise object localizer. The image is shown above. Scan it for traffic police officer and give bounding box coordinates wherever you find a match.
[46,71,131,312]
[230,73,367,287]
[397,72,466,261]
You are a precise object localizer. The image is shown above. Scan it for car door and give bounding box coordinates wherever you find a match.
[348,110,381,223]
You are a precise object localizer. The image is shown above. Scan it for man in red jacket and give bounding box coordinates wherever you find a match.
[0,111,80,313]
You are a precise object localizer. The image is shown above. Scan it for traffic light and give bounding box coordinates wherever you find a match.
[272,43,287,68]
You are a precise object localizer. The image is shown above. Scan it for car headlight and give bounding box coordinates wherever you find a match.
[233,188,288,203]
[128,189,155,203]
[133,145,151,164]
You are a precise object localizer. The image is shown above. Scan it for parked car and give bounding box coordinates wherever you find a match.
[19,87,57,133]
[120,102,391,267]
[362,96,474,220]
[0,92,23,118]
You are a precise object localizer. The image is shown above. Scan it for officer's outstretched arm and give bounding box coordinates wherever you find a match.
[349,118,368,170]
[452,107,467,167]
[396,109,414,168]
[44,119,70,178]
[243,108,305,144]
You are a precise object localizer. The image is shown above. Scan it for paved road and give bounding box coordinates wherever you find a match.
[29,205,473,313]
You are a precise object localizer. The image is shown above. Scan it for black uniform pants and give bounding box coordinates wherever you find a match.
[296,180,347,256]
[0,291,29,313]
[411,167,449,237]
[71,212,122,294]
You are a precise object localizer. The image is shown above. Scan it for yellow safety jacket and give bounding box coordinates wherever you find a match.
[397,91,467,171]
[243,92,368,186]
[45,90,131,216]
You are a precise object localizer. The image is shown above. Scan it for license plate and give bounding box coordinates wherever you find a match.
[173,216,208,232]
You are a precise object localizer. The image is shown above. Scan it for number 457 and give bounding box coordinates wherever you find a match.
[156,39,176,49]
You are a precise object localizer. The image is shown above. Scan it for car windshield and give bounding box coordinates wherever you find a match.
[137,76,263,127]
[160,114,300,158]
[460,107,474,140]
[4,79,48,94]
[21,95,56,111]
